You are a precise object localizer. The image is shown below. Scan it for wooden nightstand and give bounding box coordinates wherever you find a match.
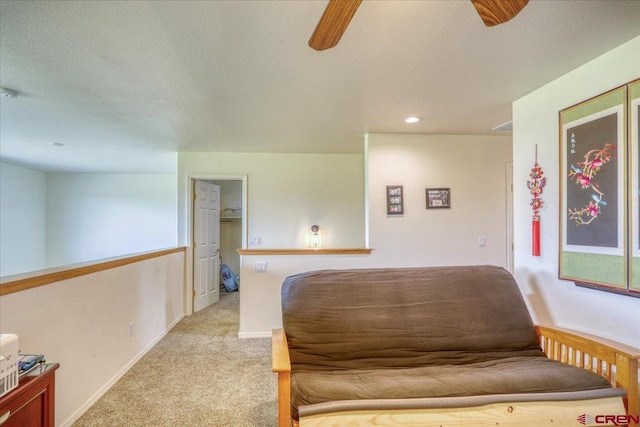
[0,363,59,427]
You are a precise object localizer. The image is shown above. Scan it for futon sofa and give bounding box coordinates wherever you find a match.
[272,265,639,427]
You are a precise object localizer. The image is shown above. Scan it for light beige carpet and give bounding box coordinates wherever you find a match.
[73,291,277,426]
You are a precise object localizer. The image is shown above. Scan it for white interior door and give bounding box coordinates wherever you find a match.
[193,180,220,312]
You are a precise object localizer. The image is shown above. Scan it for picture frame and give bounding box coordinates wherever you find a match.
[559,85,627,290]
[426,188,450,209]
[629,78,640,291]
[386,185,404,215]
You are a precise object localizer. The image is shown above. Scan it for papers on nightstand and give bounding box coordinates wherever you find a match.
[18,354,45,377]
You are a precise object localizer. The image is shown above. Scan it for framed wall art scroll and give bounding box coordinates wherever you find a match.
[559,80,640,297]
[559,85,626,290]
[629,79,640,292]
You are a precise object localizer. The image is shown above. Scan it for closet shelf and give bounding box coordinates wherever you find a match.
[221,216,242,222]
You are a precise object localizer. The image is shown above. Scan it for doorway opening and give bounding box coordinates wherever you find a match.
[187,174,247,315]
[212,179,243,298]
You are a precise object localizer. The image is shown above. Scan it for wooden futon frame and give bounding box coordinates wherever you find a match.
[274,326,639,427]
[273,266,640,427]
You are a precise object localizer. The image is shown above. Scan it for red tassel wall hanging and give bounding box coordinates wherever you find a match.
[527,145,545,256]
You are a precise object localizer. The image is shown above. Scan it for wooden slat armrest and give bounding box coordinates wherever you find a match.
[536,324,640,425]
[535,325,640,360]
[273,329,292,427]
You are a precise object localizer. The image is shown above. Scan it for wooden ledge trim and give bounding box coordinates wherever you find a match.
[0,247,186,296]
[237,248,372,256]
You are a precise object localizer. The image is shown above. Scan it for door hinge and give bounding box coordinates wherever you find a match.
[193,290,196,297]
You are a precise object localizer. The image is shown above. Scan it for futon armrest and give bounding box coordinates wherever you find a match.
[536,325,640,360]
[273,329,292,427]
[272,328,291,373]
[535,324,640,425]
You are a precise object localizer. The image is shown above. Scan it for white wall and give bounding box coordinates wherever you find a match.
[234,134,513,336]
[366,134,513,267]
[513,36,640,347]
[178,152,366,316]
[0,251,185,427]
[238,253,374,337]
[46,173,178,267]
[178,152,366,249]
[0,162,47,276]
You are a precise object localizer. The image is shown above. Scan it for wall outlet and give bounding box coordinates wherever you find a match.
[479,236,487,248]
[249,236,261,245]
[128,322,134,338]
[255,261,268,273]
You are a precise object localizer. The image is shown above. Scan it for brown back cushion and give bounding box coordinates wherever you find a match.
[281,265,544,370]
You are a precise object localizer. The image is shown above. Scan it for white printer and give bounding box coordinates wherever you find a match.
[0,333,19,397]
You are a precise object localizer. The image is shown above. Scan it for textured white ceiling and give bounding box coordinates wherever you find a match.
[1,0,639,172]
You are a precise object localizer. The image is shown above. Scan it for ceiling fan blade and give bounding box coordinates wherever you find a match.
[471,0,529,27]
[309,0,362,51]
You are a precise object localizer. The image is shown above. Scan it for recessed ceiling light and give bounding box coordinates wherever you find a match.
[0,87,18,98]
[50,142,65,147]
[404,116,422,124]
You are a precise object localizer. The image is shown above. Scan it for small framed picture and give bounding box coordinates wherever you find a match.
[386,185,404,215]
[426,188,450,209]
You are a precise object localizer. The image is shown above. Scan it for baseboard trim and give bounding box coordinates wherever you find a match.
[238,331,271,339]
[60,313,185,427]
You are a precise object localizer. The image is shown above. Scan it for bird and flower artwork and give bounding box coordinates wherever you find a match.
[566,142,616,229]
